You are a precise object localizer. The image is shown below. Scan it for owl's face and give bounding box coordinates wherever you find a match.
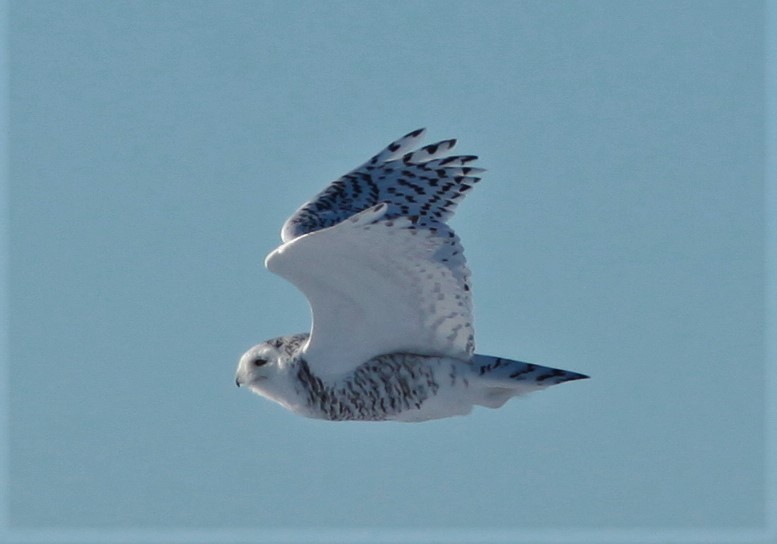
[235,335,311,412]
[235,342,283,389]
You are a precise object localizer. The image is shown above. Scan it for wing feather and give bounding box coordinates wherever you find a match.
[280,129,483,242]
[266,204,475,378]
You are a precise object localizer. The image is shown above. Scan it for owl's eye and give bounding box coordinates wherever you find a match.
[253,358,268,367]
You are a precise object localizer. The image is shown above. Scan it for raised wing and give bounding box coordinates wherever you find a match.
[266,204,475,378]
[280,129,484,243]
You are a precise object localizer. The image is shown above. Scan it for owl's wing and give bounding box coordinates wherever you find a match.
[280,129,484,242]
[266,204,474,379]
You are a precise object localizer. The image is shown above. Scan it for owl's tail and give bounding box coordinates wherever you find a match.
[470,354,588,408]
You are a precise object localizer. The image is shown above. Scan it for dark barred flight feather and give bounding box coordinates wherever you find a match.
[280,128,484,242]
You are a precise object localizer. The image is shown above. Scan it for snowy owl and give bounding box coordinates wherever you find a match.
[235,129,588,422]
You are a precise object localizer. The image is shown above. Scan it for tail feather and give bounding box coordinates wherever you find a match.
[471,354,588,407]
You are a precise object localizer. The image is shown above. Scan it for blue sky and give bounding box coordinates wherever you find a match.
[3,1,774,542]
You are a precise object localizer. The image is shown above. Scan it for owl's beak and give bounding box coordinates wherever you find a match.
[235,376,242,388]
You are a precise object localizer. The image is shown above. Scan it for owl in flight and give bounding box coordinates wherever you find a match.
[235,129,587,422]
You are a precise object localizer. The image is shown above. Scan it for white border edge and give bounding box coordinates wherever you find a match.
[0,1,774,543]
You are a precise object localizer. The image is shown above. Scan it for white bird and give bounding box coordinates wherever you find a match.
[235,129,587,422]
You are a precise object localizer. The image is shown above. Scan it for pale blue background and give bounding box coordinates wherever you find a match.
[3,0,773,542]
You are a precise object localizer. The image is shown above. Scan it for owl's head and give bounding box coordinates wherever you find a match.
[235,334,309,407]
[235,342,281,385]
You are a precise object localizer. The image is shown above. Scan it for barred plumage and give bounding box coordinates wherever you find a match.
[280,128,484,243]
